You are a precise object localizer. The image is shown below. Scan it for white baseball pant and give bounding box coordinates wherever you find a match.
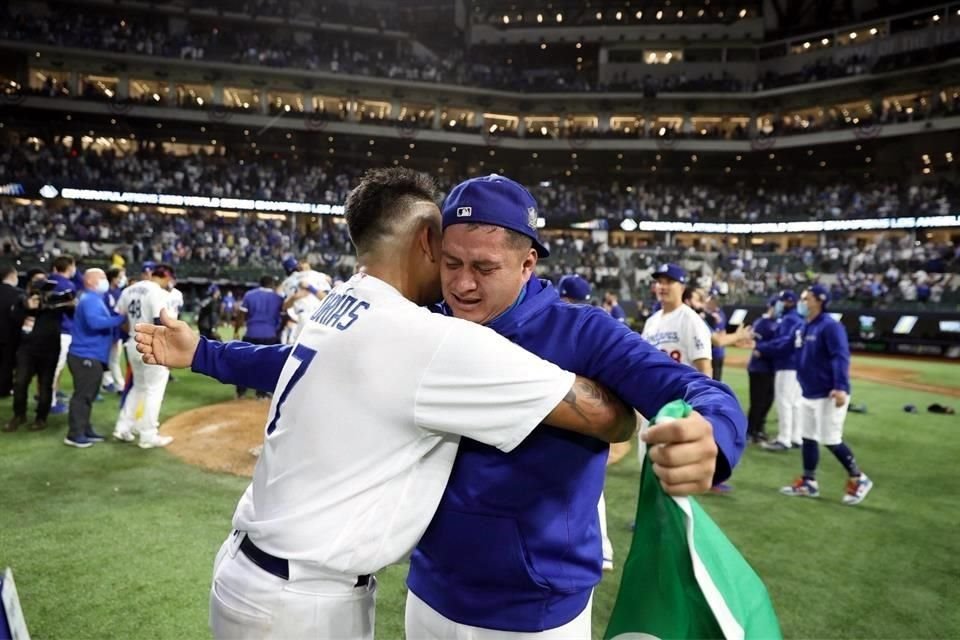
[114,341,169,443]
[209,533,376,640]
[405,590,592,639]
[101,339,125,391]
[773,369,802,446]
[51,333,72,404]
[799,396,848,446]
[598,492,613,567]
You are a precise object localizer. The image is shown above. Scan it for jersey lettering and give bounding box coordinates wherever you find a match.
[266,344,317,436]
[310,292,371,331]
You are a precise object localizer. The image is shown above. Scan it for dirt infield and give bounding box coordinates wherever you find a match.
[165,359,957,478]
[725,353,960,398]
[163,398,271,477]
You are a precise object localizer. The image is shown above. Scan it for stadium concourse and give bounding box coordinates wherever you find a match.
[1,0,960,638]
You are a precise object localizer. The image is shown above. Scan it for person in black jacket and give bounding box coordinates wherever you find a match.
[0,264,23,398]
[4,270,70,432]
[197,284,222,340]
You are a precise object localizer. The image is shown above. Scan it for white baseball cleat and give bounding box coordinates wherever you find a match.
[113,430,135,443]
[138,435,174,449]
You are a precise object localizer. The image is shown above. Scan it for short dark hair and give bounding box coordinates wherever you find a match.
[0,264,16,281]
[106,267,123,282]
[259,274,275,288]
[153,263,176,279]
[52,255,75,273]
[345,168,438,255]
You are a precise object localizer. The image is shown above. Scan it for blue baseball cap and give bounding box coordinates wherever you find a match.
[141,260,157,273]
[558,275,592,302]
[441,174,549,258]
[767,295,779,307]
[281,256,298,273]
[808,284,830,306]
[207,284,220,295]
[779,289,798,303]
[653,263,686,284]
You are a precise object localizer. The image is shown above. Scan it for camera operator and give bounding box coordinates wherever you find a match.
[0,264,23,398]
[4,269,72,432]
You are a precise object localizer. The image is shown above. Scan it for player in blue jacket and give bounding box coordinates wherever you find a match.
[138,175,747,639]
[780,285,873,505]
[755,290,805,451]
[747,296,779,443]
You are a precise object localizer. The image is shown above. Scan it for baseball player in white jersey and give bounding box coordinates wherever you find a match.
[279,258,332,343]
[642,263,713,375]
[133,169,635,640]
[113,264,177,449]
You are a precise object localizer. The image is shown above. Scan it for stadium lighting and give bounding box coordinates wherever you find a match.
[502,15,509,24]
[615,11,623,20]
[821,38,829,45]
[698,9,704,17]
[556,12,563,23]
[596,11,602,20]
[658,127,666,136]
[739,8,747,18]
[803,41,811,49]
[849,32,857,39]
[636,10,643,19]
[540,43,547,50]
[677,10,684,18]
[932,14,940,22]
[540,126,548,135]
[196,97,204,105]
[869,28,878,35]
[576,42,582,48]
[448,119,456,127]
[537,13,543,23]
[656,10,663,20]
[284,104,291,112]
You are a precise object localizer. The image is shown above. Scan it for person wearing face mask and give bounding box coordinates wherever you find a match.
[754,290,805,452]
[745,296,780,444]
[100,267,128,394]
[65,269,127,448]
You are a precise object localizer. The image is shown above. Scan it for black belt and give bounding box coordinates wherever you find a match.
[238,534,369,587]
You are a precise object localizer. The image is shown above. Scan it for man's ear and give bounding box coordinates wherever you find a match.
[419,222,437,263]
[521,248,538,275]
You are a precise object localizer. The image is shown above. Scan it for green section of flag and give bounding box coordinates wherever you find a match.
[604,401,782,640]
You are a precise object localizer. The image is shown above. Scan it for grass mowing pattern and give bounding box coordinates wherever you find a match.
[1,360,958,639]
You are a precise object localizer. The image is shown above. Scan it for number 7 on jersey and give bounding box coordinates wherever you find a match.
[266,344,317,435]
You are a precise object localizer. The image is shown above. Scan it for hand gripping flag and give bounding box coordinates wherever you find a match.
[604,400,781,640]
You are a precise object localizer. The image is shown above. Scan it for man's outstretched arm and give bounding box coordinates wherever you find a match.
[135,309,290,392]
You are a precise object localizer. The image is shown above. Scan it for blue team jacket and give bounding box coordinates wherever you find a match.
[756,309,803,371]
[747,316,778,374]
[797,311,851,399]
[189,278,747,632]
[69,290,126,364]
[48,272,76,334]
[241,288,283,339]
[408,278,745,632]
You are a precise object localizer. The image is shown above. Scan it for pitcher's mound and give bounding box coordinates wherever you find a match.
[163,398,270,477]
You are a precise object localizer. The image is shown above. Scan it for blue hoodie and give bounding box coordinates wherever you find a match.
[47,272,76,334]
[756,309,804,371]
[69,289,126,364]
[747,315,778,374]
[188,278,747,632]
[797,311,851,398]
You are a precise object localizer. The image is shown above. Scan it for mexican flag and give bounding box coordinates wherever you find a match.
[604,401,782,640]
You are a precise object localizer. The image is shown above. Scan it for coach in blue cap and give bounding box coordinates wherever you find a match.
[557,274,592,303]
[755,289,805,452]
[746,296,780,443]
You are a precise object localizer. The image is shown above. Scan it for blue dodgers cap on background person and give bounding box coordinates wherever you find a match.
[767,295,780,307]
[558,274,592,302]
[653,263,687,284]
[141,260,157,273]
[809,284,830,306]
[441,174,550,258]
[282,256,299,273]
[207,284,220,295]
[779,289,798,303]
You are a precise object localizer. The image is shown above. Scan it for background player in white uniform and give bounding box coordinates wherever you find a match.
[113,264,177,449]
[134,169,635,640]
[642,263,713,375]
[279,257,332,343]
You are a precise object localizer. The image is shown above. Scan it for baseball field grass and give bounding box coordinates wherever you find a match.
[1,353,958,639]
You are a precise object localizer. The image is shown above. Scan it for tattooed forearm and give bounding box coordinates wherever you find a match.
[561,378,634,441]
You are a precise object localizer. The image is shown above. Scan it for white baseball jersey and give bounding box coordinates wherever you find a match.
[165,287,183,319]
[116,280,170,330]
[281,269,332,300]
[642,304,713,367]
[233,273,574,575]
[288,293,324,342]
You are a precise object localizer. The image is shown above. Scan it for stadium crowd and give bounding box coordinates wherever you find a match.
[3,141,958,226]
[2,7,954,95]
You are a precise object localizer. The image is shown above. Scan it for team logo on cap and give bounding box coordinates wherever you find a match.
[456,206,472,218]
[658,264,668,273]
[527,207,537,229]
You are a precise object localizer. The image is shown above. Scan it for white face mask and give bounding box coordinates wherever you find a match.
[95,279,109,294]
[117,276,128,288]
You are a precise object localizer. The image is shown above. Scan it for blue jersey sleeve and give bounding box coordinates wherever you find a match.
[81,296,126,330]
[826,322,851,393]
[191,336,291,392]
[577,309,747,483]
